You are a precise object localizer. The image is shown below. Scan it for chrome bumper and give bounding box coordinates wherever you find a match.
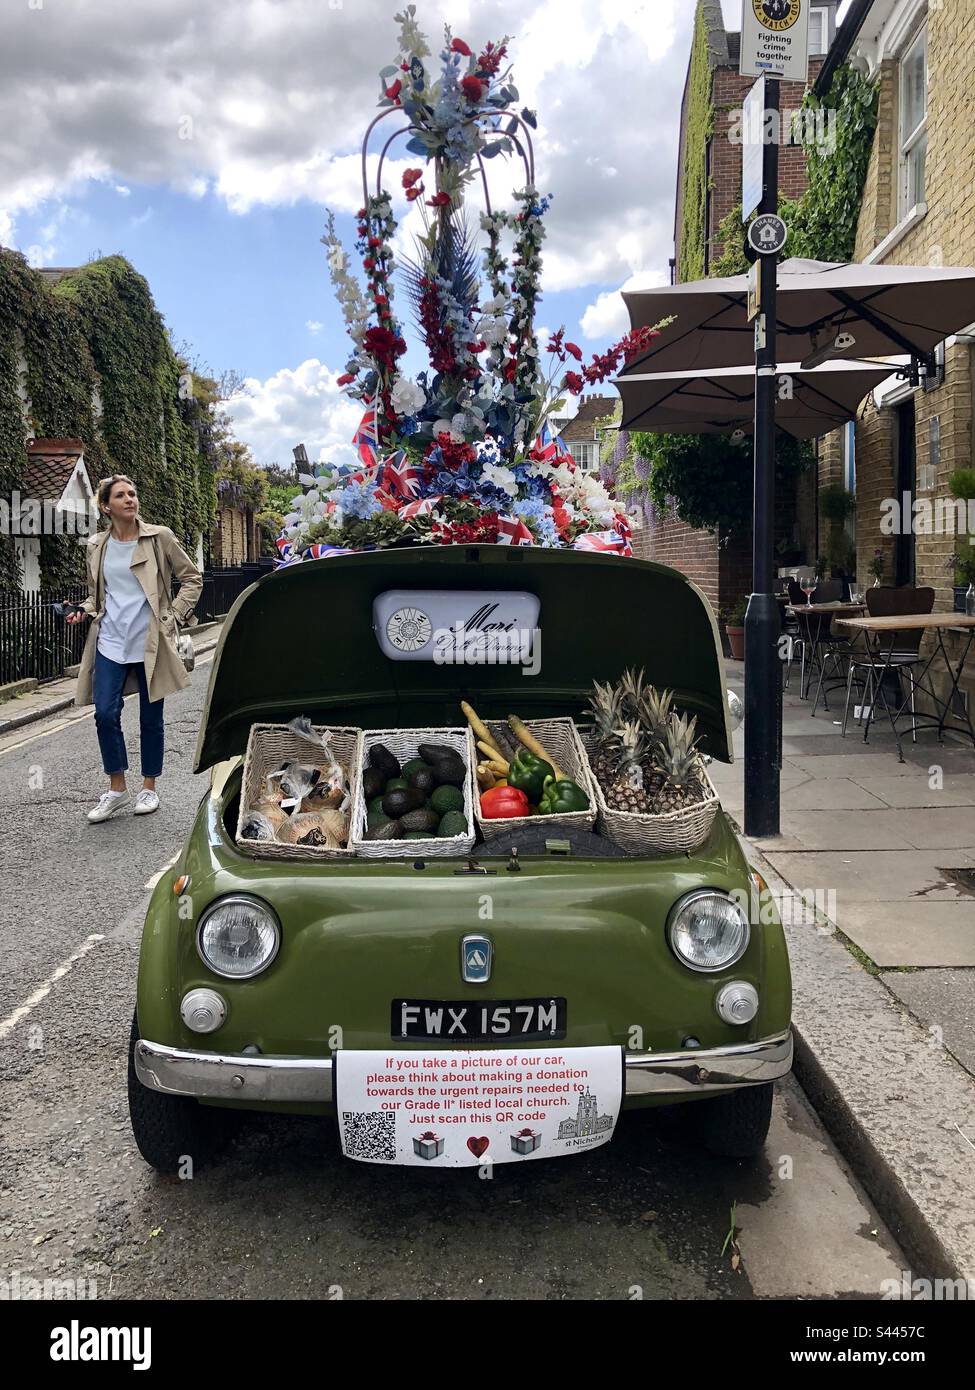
[134,1031,792,1105]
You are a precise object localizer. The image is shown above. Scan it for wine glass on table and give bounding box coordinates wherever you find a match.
[801,576,817,607]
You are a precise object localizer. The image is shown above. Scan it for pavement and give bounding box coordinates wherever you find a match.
[0,631,910,1300]
[714,661,975,1282]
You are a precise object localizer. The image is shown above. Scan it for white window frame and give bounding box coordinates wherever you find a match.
[809,6,829,57]
[898,23,928,220]
[571,441,598,472]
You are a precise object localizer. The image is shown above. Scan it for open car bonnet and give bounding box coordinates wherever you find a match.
[194,546,734,772]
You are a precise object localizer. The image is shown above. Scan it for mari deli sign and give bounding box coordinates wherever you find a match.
[740,0,810,83]
[373,589,540,666]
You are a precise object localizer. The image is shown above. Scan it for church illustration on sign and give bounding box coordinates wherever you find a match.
[557,1087,614,1139]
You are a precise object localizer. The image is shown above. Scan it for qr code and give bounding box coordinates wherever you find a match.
[342,1110,396,1161]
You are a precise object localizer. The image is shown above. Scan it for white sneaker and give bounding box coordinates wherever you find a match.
[134,789,160,815]
[88,790,131,823]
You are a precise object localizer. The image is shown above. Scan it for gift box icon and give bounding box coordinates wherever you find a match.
[413,1131,444,1160]
[510,1127,542,1155]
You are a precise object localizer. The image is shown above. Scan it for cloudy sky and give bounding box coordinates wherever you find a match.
[2,0,755,468]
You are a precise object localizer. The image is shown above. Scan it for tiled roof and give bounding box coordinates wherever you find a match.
[558,396,618,441]
[23,438,86,498]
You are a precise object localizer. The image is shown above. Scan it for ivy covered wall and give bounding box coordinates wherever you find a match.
[0,250,216,590]
[676,1,716,284]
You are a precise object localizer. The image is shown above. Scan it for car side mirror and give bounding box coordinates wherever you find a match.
[727,690,743,730]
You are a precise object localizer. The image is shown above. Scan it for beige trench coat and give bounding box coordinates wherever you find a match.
[75,519,203,707]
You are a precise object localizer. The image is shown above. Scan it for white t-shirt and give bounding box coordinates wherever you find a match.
[97,537,151,665]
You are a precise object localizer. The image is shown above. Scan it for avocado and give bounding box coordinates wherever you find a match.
[367,810,393,833]
[382,786,425,818]
[438,809,468,838]
[385,777,409,792]
[403,830,433,840]
[361,767,386,802]
[369,743,400,779]
[431,756,466,788]
[365,818,403,840]
[407,766,437,796]
[400,757,429,779]
[367,795,386,818]
[430,784,464,815]
[400,807,439,834]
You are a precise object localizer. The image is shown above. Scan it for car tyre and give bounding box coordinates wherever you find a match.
[127,1012,221,1174]
[693,1082,774,1159]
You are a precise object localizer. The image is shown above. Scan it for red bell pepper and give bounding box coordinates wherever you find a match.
[480,785,530,819]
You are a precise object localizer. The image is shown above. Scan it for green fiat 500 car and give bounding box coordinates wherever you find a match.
[128,545,792,1171]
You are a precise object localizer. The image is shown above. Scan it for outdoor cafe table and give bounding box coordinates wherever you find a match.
[786,603,867,703]
[836,613,975,762]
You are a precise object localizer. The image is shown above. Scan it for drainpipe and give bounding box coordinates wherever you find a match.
[813,0,874,98]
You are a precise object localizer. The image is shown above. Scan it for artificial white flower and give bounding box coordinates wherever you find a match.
[391,376,426,415]
[478,315,510,347]
[481,462,518,497]
[433,418,463,442]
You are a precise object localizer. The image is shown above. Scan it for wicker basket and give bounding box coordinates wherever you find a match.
[578,728,720,856]
[351,727,476,859]
[474,718,597,837]
[236,723,362,861]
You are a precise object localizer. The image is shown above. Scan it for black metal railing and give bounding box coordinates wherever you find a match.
[0,585,89,686]
[196,561,274,624]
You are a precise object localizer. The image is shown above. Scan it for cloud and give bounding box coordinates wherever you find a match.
[580,270,670,340]
[0,0,693,299]
[305,320,323,334]
[223,358,363,468]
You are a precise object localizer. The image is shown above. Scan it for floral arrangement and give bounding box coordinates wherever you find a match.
[276,6,666,566]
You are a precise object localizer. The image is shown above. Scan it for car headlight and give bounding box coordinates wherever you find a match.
[667,890,750,973]
[197,895,280,979]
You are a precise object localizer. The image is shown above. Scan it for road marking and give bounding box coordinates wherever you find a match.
[0,934,106,1042]
[0,651,216,755]
[145,852,180,890]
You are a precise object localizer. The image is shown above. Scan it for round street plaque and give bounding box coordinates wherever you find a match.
[748,213,789,256]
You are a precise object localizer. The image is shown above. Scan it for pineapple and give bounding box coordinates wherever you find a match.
[639,684,674,750]
[652,711,705,814]
[604,720,656,813]
[619,666,649,720]
[586,680,625,789]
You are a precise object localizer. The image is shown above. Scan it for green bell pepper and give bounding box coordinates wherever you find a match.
[507,747,554,803]
[538,775,590,815]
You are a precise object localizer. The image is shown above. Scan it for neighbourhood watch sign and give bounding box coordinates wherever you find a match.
[740,0,810,83]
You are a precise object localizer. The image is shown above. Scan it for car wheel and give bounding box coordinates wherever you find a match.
[127,1012,221,1174]
[693,1083,774,1159]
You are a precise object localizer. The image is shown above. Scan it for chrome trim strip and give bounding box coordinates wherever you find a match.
[134,1030,792,1105]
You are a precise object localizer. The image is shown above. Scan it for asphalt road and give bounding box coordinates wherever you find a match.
[0,661,907,1300]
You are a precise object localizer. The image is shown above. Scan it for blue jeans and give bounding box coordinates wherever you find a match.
[93,650,165,778]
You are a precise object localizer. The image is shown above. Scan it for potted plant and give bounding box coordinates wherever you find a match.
[819,484,855,577]
[948,541,975,615]
[723,597,748,661]
[868,548,885,587]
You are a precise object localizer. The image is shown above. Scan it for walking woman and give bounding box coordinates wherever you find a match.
[69,474,203,823]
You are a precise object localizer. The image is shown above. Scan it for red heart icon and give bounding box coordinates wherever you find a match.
[467,1136,490,1159]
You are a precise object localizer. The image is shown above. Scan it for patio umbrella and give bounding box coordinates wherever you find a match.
[620,258,975,375]
[615,358,905,440]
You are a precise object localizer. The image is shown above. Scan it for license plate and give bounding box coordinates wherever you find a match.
[391,998,567,1042]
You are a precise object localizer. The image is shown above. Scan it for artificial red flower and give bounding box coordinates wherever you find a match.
[402,168,424,188]
[451,37,472,56]
[362,257,375,271]
[426,191,451,208]
[368,236,381,248]
[565,341,583,360]
[564,370,584,394]
[336,372,356,386]
[461,75,484,103]
[384,79,402,101]
[405,186,424,202]
[356,207,366,218]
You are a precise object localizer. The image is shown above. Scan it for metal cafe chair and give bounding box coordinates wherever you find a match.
[841,586,936,741]
[782,577,811,693]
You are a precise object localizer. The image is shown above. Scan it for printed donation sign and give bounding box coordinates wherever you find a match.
[335,1047,624,1166]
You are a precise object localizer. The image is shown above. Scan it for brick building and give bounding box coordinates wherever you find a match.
[636,0,839,619]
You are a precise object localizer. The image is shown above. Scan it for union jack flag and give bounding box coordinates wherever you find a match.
[398,495,441,520]
[532,419,573,464]
[302,543,356,560]
[573,529,628,555]
[497,514,535,546]
[351,407,379,466]
[275,534,294,556]
[382,449,423,501]
[374,486,401,512]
